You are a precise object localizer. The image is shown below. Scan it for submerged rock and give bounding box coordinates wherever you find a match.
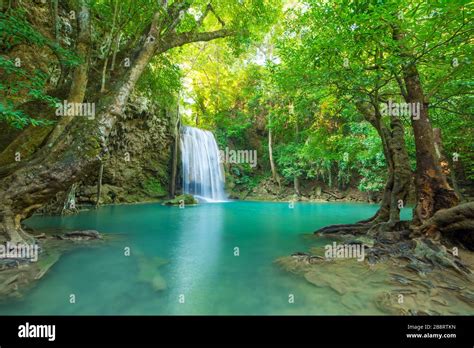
[0,230,105,301]
[390,273,413,285]
[136,256,168,291]
[59,230,103,241]
[456,289,474,306]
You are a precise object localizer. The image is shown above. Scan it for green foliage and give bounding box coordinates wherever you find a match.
[137,55,182,108]
[143,178,167,197]
[215,110,253,147]
[230,164,262,191]
[275,142,304,180]
[0,56,57,129]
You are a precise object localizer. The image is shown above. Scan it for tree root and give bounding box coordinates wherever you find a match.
[314,222,371,235]
[414,202,474,250]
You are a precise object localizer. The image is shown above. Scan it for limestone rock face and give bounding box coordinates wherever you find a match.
[38,93,173,213]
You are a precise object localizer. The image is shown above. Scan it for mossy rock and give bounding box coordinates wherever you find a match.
[162,194,198,206]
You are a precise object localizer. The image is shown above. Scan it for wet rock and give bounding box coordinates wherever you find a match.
[274,256,312,274]
[405,259,433,276]
[431,296,449,306]
[456,290,474,306]
[282,229,474,315]
[375,291,412,315]
[0,259,29,270]
[291,250,325,265]
[390,273,413,285]
[61,230,103,241]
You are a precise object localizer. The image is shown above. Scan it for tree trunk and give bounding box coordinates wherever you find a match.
[294,176,301,196]
[386,118,412,222]
[110,32,121,72]
[268,117,280,188]
[392,25,459,225]
[293,114,300,196]
[100,57,109,93]
[404,63,459,224]
[316,101,412,235]
[96,163,104,207]
[53,0,58,41]
[100,0,119,93]
[356,103,412,225]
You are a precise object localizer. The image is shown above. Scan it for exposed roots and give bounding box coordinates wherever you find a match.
[315,197,473,254]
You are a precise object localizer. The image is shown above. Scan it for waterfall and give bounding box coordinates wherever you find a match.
[180,126,227,202]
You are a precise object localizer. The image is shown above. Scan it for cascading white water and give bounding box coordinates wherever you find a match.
[180,126,227,202]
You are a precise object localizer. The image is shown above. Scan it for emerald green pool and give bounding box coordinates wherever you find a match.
[0,201,411,315]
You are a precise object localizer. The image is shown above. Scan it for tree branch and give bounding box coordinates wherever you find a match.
[162,28,234,52]
[197,3,226,28]
[394,72,408,101]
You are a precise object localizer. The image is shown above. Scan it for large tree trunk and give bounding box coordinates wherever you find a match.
[357,103,412,225]
[316,104,412,235]
[294,176,301,197]
[386,117,412,223]
[403,63,459,224]
[392,26,459,225]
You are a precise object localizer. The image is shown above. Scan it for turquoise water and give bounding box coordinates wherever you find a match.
[0,201,411,315]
